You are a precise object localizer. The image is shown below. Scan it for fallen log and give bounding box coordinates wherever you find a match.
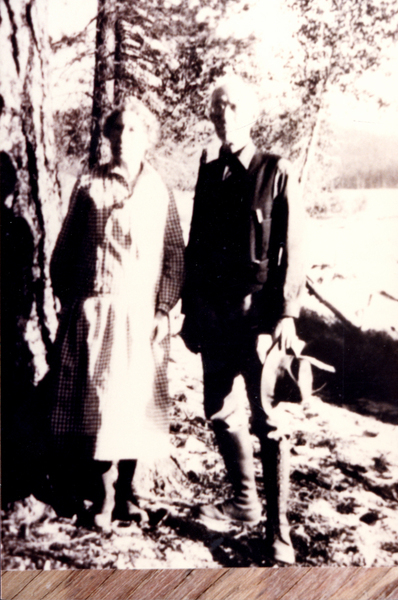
[305,276,358,329]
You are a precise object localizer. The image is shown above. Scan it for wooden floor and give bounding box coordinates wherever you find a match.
[2,568,398,599]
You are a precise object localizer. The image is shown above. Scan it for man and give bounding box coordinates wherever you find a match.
[181,75,305,564]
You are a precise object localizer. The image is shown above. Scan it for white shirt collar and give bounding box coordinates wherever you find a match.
[222,140,256,170]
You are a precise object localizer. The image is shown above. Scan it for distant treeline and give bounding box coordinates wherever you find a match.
[336,168,398,189]
[333,125,398,189]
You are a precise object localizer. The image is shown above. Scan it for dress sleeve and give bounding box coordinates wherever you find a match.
[180,161,208,315]
[50,179,91,306]
[156,189,185,314]
[275,159,306,319]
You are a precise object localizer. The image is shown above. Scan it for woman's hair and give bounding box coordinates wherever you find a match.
[103,97,160,148]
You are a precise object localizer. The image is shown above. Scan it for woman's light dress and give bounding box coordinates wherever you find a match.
[50,162,184,461]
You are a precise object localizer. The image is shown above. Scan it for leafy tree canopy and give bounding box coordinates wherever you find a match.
[52,0,398,190]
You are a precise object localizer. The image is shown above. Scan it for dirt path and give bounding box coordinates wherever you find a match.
[2,335,398,569]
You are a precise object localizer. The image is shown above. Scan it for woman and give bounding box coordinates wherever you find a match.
[49,98,184,529]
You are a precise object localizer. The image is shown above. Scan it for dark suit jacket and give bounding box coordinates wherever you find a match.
[182,146,305,351]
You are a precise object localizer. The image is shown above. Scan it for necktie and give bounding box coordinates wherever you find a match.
[219,145,242,180]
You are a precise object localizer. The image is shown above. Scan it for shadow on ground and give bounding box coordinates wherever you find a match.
[163,513,277,567]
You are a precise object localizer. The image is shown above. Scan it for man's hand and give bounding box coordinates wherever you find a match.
[152,311,169,345]
[273,317,297,352]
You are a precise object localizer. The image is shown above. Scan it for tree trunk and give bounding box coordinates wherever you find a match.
[114,17,128,105]
[1,0,60,502]
[298,103,324,190]
[88,0,116,168]
[297,40,332,191]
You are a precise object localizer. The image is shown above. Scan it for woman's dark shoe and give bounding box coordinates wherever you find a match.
[113,497,149,524]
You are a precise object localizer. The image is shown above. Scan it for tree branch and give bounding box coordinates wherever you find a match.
[50,17,97,52]
[3,0,20,74]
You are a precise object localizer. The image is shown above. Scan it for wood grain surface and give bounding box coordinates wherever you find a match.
[2,568,398,600]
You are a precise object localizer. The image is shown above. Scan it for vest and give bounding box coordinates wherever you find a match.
[189,151,284,297]
[246,152,282,293]
[181,151,287,351]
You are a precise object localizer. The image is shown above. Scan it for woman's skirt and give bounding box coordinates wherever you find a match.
[50,295,171,461]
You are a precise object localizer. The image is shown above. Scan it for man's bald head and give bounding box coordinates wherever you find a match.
[211,76,259,119]
[209,75,259,151]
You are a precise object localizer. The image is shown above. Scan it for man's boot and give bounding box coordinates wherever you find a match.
[198,424,262,527]
[260,435,295,564]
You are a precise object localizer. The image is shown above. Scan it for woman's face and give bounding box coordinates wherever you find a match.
[109,111,149,174]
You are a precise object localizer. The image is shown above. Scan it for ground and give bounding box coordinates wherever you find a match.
[2,188,398,569]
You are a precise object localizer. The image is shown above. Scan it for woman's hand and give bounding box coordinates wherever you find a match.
[152,311,169,345]
[273,317,297,352]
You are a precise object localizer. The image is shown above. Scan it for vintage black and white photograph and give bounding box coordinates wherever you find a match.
[1,0,398,571]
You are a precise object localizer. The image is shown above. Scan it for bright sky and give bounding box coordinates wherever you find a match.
[48,0,97,111]
[48,0,97,39]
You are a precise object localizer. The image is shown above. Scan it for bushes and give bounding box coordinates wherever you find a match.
[54,106,91,160]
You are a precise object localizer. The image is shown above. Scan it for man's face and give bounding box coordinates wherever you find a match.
[210,84,254,150]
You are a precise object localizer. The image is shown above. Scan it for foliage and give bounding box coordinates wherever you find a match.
[53,0,264,186]
[113,0,261,147]
[52,0,398,192]
[284,0,398,187]
[291,0,398,92]
[54,106,92,159]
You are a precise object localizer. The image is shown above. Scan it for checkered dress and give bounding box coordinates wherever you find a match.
[49,162,184,461]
